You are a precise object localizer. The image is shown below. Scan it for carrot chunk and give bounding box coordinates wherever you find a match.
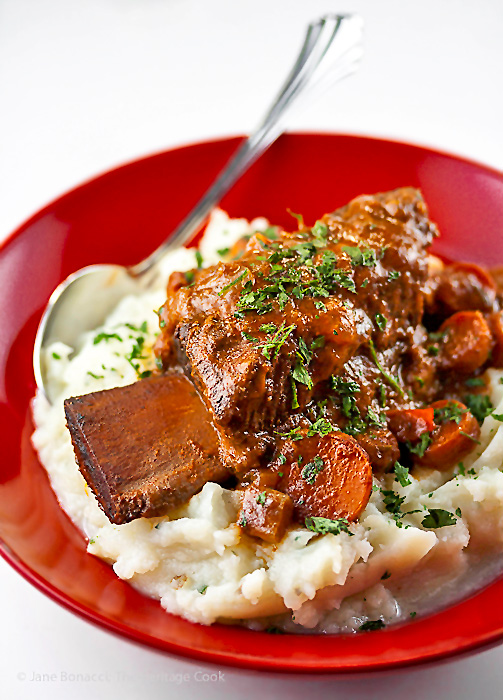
[487,311,503,368]
[435,262,496,315]
[438,310,492,374]
[416,399,480,470]
[273,432,372,523]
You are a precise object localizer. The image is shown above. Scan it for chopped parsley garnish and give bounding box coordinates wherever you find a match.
[331,376,360,395]
[433,402,467,425]
[126,336,149,377]
[52,352,61,360]
[218,270,248,297]
[427,345,439,356]
[381,571,391,580]
[256,491,267,506]
[422,509,456,528]
[87,371,104,380]
[305,516,353,536]
[455,507,462,517]
[367,407,385,427]
[368,338,405,397]
[198,585,208,594]
[492,413,503,421]
[459,430,480,443]
[381,489,406,516]
[261,226,279,240]
[359,619,385,631]
[292,358,313,390]
[465,377,485,387]
[217,247,230,257]
[261,323,295,361]
[275,426,303,441]
[259,323,277,333]
[287,208,304,227]
[125,321,148,333]
[301,456,324,484]
[242,331,258,342]
[394,461,411,487]
[407,432,431,457]
[388,270,400,281]
[463,393,494,423]
[311,335,325,351]
[311,220,328,239]
[195,250,203,268]
[375,313,387,331]
[342,245,377,267]
[93,331,123,345]
[307,417,336,437]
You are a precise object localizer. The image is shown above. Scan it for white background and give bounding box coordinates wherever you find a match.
[1,0,502,698]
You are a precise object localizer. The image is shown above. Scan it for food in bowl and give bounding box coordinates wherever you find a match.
[32,188,503,633]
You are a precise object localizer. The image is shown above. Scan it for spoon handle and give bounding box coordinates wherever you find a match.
[131,13,363,277]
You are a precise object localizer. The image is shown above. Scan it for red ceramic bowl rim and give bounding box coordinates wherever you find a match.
[1,132,503,674]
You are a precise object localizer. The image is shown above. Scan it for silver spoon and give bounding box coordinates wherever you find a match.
[34,13,363,403]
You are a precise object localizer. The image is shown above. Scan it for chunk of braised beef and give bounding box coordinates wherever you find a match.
[238,485,294,543]
[355,429,400,473]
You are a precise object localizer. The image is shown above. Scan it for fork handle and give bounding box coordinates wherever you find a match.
[131,13,363,277]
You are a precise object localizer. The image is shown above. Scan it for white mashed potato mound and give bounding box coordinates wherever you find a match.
[32,209,503,632]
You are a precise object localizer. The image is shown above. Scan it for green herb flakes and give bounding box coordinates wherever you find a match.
[407,433,431,457]
[394,462,411,487]
[93,331,122,345]
[307,417,336,438]
[301,456,324,484]
[305,516,353,536]
[256,491,267,506]
[433,402,467,425]
[368,338,405,397]
[463,393,494,423]
[218,270,248,297]
[465,377,485,387]
[375,313,387,331]
[359,619,385,632]
[342,245,377,268]
[422,509,456,529]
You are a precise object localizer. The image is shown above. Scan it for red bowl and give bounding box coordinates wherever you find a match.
[1,133,503,674]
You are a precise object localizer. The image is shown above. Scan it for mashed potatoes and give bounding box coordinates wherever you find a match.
[31,210,503,632]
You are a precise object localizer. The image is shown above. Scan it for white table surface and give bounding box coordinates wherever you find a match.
[1,0,502,698]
